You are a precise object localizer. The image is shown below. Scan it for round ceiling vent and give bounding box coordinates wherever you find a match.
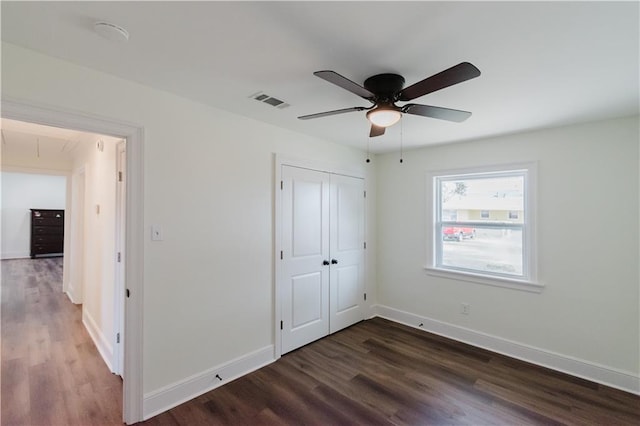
[94,21,129,43]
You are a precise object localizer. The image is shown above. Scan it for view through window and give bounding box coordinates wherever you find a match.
[434,169,531,280]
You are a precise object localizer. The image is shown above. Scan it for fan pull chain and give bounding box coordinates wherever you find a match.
[399,117,404,164]
[366,132,371,163]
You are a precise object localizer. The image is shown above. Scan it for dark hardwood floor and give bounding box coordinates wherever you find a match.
[1,257,123,425]
[145,318,640,426]
[4,257,639,425]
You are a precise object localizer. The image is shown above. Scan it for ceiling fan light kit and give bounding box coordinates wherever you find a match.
[366,105,401,127]
[298,62,481,138]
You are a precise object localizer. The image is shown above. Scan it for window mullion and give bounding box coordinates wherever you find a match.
[440,221,523,230]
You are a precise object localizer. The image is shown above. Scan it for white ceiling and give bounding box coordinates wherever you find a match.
[0,118,118,165]
[2,1,638,153]
[1,118,83,164]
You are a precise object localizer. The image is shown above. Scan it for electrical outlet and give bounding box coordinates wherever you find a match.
[461,303,470,315]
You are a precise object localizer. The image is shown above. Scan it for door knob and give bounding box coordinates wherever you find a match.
[323,260,330,266]
[331,259,338,265]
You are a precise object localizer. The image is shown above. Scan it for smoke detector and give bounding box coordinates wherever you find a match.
[94,21,129,43]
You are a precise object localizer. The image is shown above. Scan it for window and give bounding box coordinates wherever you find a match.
[427,164,538,288]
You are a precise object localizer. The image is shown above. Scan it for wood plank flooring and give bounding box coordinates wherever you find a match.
[1,258,123,425]
[4,257,639,425]
[144,318,640,426]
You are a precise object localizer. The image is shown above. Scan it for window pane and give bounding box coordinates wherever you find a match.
[435,170,529,280]
[442,209,458,221]
[440,175,524,224]
[440,226,523,276]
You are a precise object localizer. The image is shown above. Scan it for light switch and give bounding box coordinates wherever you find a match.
[151,225,163,241]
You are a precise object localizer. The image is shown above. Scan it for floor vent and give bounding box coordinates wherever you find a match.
[249,91,291,109]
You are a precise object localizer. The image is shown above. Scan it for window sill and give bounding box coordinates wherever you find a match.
[424,266,544,293]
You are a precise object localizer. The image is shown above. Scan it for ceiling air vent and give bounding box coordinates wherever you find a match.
[249,91,290,109]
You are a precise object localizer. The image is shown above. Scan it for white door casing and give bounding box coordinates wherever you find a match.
[114,140,126,376]
[279,164,365,355]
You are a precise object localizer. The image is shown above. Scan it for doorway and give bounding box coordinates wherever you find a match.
[1,100,144,423]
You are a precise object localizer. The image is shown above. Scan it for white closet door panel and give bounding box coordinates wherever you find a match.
[336,185,360,251]
[329,174,365,334]
[291,272,323,328]
[292,180,323,257]
[281,166,330,354]
[336,265,359,312]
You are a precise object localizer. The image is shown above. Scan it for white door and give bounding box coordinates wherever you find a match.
[114,141,126,376]
[280,165,365,354]
[281,166,330,354]
[329,174,365,333]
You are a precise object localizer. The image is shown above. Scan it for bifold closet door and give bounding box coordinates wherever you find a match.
[280,165,365,355]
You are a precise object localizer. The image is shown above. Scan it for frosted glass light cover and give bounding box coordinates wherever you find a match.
[367,109,401,127]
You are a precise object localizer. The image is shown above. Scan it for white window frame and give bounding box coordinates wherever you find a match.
[425,162,542,292]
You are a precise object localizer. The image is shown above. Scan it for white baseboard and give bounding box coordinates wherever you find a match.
[65,281,81,304]
[1,251,30,260]
[82,310,114,372]
[371,304,640,395]
[65,290,79,304]
[143,345,275,420]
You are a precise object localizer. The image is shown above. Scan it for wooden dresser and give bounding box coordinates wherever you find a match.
[30,209,64,258]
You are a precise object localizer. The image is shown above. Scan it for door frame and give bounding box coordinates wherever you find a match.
[113,140,126,376]
[274,154,366,360]
[2,98,145,424]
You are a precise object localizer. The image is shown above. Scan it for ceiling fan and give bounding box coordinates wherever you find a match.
[298,62,481,137]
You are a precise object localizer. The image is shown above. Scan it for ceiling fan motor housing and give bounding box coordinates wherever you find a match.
[363,73,405,101]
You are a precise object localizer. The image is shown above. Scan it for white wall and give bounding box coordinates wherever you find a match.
[66,166,85,303]
[67,137,119,369]
[1,171,67,259]
[376,116,639,389]
[1,147,74,171]
[7,38,635,413]
[0,42,377,406]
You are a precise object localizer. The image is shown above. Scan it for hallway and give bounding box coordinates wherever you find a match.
[1,257,122,425]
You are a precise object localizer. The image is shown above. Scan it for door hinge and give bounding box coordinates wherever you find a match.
[116,333,120,344]
[364,190,366,198]
[280,180,283,190]
[126,289,130,298]
[117,252,121,262]
[118,171,123,182]
[364,242,367,249]
[280,250,283,260]
[280,320,283,330]
[364,293,367,301]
